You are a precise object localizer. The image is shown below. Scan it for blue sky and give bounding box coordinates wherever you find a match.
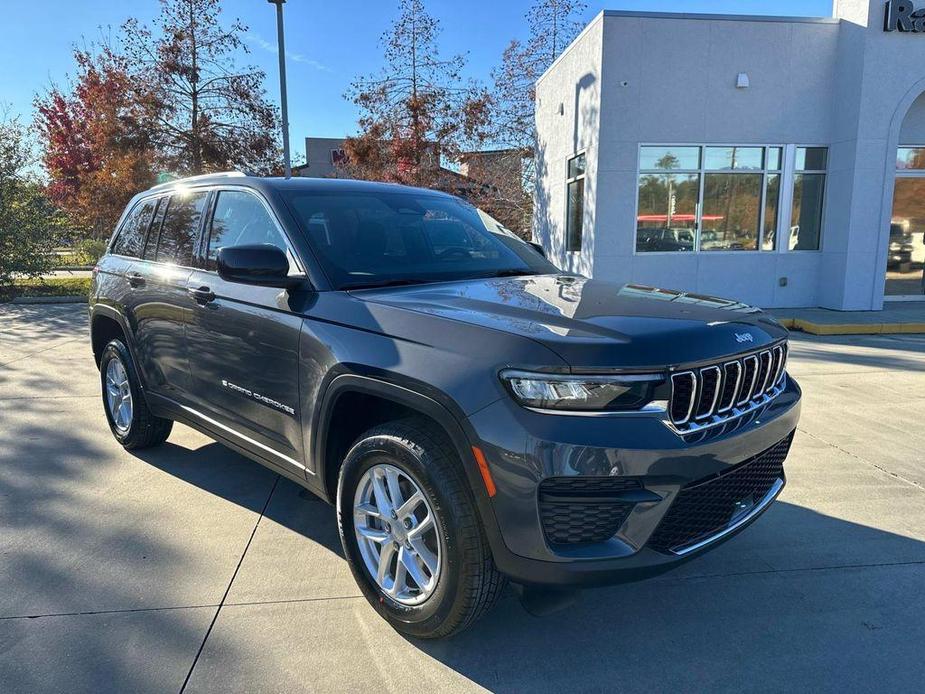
[1,0,831,157]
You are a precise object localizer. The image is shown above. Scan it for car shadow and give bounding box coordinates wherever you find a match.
[130,441,344,557]
[129,439,925,691]
[408,501,925,692]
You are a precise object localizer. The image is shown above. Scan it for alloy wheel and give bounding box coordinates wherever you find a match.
[353,463,442,606]
[105,357,133,434]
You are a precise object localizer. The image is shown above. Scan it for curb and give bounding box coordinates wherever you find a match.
[8,295,89,305]
[778,317,925,335]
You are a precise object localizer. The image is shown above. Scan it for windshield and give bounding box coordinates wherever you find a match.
[284,190,558,289]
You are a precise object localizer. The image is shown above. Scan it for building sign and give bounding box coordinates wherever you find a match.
[884,0,925,32]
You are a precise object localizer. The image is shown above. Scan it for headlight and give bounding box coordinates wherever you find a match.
[500,370,668,412]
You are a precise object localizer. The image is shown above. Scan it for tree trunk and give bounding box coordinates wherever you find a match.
[188,0,201,175]
[410,7,421,186]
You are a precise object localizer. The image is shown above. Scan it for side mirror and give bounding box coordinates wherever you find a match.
[216,244,301,288]
[528,241,547,258]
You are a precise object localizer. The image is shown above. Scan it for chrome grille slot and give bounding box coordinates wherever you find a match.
[695,366,721,419]
[670,372,696,425]
[773,344,787,387]
[756,350,773,394]
[718,361,742,413]
[738,355,760,406]
[767,346,782,393]
[667,341,789,435]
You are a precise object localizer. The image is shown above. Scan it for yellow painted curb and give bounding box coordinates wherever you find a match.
[776,317,925,335]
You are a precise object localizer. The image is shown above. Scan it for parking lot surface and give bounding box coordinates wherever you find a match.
[2,304,925,693]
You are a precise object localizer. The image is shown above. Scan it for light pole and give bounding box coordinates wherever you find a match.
[268,0,291,178]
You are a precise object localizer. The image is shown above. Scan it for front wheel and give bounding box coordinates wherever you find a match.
[99,339,172,449]
[337,419,505,639]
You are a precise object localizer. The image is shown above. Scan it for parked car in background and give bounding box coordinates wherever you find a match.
[889,223,914,268]
[636,227,695,252]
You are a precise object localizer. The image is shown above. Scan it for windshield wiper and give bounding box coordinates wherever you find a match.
[341,278,433,291]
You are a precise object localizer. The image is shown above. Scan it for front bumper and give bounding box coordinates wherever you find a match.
[467,376,801,586]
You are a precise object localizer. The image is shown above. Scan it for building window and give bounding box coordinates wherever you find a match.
[790,147,827,251]
[566,152,586,252]
[636,145,785,253]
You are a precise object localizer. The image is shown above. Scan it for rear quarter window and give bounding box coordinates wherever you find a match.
[111,198,157,258]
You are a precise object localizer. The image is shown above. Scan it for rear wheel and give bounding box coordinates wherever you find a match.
[337,418,505,639]
[99,339,172,449]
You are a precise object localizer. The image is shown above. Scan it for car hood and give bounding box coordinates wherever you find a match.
[352,275,788,370]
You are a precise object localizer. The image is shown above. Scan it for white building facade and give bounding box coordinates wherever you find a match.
[534,1,925,309]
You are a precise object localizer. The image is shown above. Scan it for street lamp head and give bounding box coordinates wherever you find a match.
[267,0,286,4]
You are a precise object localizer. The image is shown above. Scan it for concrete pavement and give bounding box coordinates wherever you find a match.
[1,304,925,692]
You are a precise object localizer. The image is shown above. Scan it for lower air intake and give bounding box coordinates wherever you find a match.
[539,477,642,546]
[647,432,794,554]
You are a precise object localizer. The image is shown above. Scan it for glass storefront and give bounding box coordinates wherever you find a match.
[635,145,820,254]
[887,166,925,297]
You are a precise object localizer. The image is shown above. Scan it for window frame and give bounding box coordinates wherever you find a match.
[140,194,171,264]
[198,185,307,277]
[788,145,829,253]
[565,150,587,253]
[632,143,827,256]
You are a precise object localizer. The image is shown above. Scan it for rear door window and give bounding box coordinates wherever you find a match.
[156,190,209,265]
[111,198,156,258]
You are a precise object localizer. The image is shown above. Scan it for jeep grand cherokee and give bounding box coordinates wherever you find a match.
[89,173,801,638]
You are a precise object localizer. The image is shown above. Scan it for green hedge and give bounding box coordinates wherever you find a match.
[1,277,92,301]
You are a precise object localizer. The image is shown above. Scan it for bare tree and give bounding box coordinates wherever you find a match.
[342,0,489,187]
[482,0,587,234]
[121,0,281,176]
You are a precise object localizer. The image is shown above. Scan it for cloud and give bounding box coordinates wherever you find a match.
[245,33,331,72]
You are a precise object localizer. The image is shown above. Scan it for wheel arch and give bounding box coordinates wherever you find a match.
[91,306,131,365]
[313,375,495,517]
[89,306,147,391]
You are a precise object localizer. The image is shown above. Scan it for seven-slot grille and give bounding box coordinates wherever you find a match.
[669,342,787,431]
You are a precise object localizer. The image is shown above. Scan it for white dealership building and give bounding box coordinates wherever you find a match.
[534,0,925,309]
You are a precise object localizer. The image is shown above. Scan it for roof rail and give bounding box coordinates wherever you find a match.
[149,170,248,191]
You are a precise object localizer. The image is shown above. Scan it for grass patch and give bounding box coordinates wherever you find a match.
[1,277,92,301]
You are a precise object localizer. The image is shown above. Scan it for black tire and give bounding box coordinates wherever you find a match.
[337,418,506,639]
[99,339,172,450]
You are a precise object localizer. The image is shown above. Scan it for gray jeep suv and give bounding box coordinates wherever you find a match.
[89,173,801,638]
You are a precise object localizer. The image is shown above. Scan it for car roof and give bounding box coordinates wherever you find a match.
[145,172,456,199]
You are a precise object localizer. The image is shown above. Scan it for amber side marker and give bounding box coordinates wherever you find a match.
[471,446,497,497]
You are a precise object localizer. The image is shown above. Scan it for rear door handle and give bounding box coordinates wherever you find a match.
[127,272,145,288]
[188,286,216,304]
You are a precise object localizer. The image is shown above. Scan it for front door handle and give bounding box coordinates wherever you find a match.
[188,286,216,304]
[127,272,145,288]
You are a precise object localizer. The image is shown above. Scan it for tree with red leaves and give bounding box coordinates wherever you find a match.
[35,48,156,238]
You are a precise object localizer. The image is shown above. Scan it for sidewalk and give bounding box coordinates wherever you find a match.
[774,302,925,335]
